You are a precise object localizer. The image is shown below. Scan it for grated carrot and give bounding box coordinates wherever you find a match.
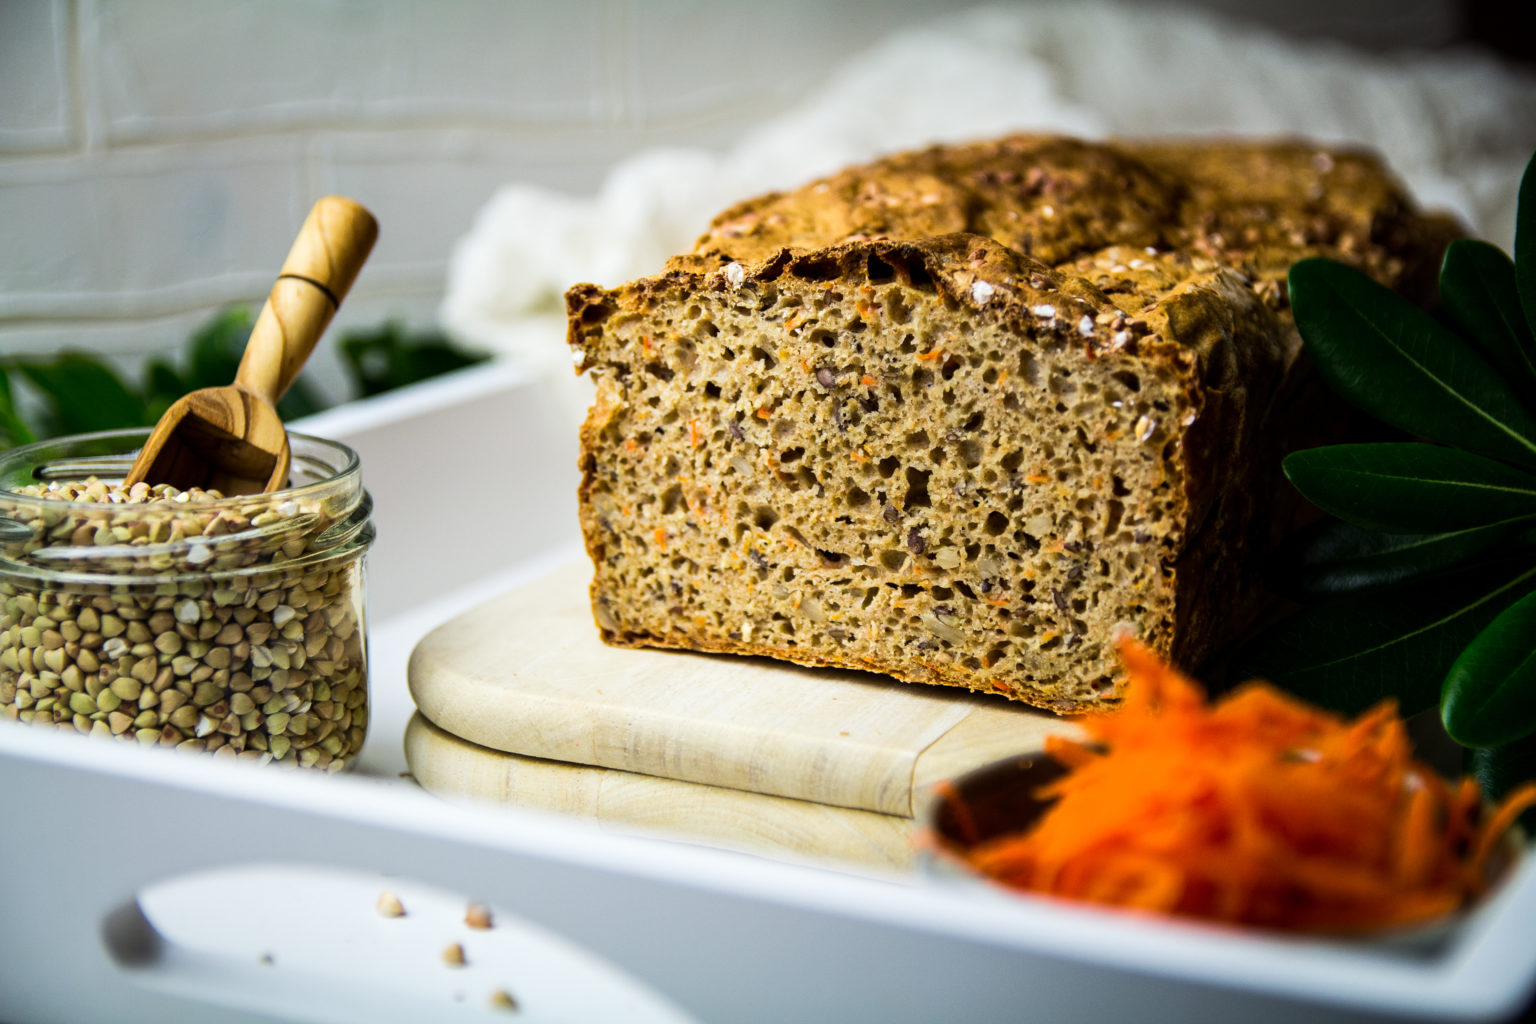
[951,639,1535,935]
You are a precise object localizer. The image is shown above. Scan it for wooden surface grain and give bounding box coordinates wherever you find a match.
[407,560,1078,817]
[404,713,919,872]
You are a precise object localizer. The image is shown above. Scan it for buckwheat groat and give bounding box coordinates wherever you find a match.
[0,477,368,767]
[566,136,1457,710]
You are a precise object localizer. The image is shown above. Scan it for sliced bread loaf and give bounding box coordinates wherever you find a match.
[565,136,1457,711]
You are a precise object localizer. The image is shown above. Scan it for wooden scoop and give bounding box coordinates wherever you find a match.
[124,196,378,495]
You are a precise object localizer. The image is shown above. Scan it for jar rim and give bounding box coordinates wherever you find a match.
[0,427,361,507]
[0,428,372,586]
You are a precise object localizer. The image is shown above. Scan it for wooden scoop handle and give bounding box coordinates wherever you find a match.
[235,196,379,404]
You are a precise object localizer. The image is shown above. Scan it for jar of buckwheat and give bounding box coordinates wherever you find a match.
[0,428,374,771]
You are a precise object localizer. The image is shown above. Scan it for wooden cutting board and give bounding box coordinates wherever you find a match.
[404,713,920,872]
[407,559,1077,817]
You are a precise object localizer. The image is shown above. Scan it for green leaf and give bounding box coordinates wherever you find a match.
[143,358,185,395]
[389,339,486,386]
[340,322,487,399]
[0,407,32,449]
[1468,733,1536,831]
[1267,516,1536,599]
[187,306,253,387]
[1440,239,1536,407]
[275,377,326,420]
[1233,562,1536,717]
[14,353,146,435]
[1282,442,1536,533]
[1288,258,1536,468]
[0,367,36,448]
[1442,588,1536,747]
[340,327,400,398]
[141,358,188,425]
[1517,147,1536,344]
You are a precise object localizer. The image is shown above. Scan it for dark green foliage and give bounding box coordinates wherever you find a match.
[13,354,147,437]
[339,321,487,399]
[1237,562,1536,718]
[1442,590,1536,747]
[1281,443,1536,534]
[1440,239,1536,400]
[1268,517,1536,600]
[0,308,487,448]
[1287,258,1536,469]
[1246,147,1536,804]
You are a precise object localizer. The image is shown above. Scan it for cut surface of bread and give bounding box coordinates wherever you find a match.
[566,136,1457,711]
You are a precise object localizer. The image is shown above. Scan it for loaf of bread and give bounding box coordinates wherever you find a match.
[565,135,1457,711]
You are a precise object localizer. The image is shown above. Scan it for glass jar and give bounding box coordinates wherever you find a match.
[0,429,374,771]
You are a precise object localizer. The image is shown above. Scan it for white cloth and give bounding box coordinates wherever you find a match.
[442,1,1536,361]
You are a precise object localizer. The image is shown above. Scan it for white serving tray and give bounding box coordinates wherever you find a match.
[2,358,1534,1024]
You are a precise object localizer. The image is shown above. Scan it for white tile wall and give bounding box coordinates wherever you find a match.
[311,130,620,286]
[0,1,73,152]
[85,0,615,142]
[0,139,307,317]
[622,0,843,126]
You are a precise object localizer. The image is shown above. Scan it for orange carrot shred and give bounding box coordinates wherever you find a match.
[1393,779,1438,886]
[950,638,1533,935]
[1469,782,1536,882]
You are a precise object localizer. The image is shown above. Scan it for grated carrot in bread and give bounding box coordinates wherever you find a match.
[953,638,1536,934]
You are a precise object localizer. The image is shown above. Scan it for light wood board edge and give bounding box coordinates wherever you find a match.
[404,713,919,875]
